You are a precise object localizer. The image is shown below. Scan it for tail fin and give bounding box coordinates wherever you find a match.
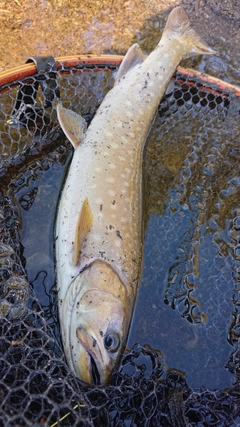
[163,6,216,58]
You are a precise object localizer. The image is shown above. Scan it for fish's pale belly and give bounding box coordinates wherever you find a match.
[56,127,143,300]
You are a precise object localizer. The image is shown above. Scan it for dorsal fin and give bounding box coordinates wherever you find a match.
[74,198,94,266]
[57,104,87,149]
[114,43,147,84]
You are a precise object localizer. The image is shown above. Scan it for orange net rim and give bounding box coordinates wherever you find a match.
[0,54,240,96]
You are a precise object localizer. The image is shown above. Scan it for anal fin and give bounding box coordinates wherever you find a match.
[74,198,94,266]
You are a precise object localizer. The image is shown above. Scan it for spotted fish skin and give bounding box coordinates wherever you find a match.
[55,6,215,385]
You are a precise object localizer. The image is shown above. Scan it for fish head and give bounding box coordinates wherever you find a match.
[63,260,132,385]
[75,289,125,385]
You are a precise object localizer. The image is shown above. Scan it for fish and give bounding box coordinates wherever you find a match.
[55,6,215,385]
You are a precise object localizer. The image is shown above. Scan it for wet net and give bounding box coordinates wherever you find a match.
[0,56,240,426]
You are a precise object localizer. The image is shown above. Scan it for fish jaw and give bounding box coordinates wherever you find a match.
[76,324,119,385]
[60,260,133,385]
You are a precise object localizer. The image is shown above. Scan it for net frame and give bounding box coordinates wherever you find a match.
[0,55,239,96]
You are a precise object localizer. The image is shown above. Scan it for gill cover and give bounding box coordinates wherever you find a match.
[61,260,131,385]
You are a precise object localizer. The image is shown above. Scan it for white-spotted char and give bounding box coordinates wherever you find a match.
[55,6,215,385]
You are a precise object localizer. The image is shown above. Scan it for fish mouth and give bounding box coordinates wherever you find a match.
[89,353,101,385]
[76,327,107,385]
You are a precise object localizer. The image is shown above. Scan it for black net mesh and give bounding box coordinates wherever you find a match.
[0,59,240,426]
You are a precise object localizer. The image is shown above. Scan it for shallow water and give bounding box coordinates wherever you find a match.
[128,97,240,389]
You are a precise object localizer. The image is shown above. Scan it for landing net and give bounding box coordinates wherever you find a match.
[0,56,239,426]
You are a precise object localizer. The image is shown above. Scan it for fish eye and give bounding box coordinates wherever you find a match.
[104,332,120,353]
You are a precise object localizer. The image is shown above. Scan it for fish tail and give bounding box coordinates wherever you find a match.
[163,6,216,58]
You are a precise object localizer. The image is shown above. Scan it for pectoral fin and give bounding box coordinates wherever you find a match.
[74,198,94,266]
[57,104,87,149]
[114,43,147,83]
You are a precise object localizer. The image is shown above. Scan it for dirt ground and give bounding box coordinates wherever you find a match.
[0,0,239,86]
